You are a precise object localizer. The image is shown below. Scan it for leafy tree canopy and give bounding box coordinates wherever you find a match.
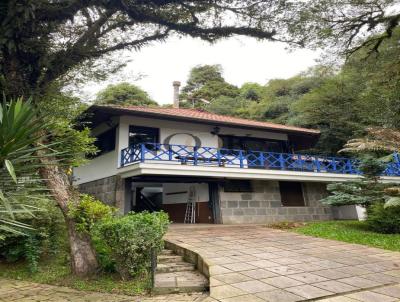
[239,83,267,102]
[0,0,307,99]
[180,65,239,106]
[95,82,157,107]
[291,0,400,55]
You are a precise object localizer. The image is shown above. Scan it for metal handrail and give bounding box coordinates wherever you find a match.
[120,143,400,176]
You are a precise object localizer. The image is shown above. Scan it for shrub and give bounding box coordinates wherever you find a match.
[68,194,116,234]
[366,203,400,234]
[0,199,64,272]
[97,211,169,279]
[68,194,117,272]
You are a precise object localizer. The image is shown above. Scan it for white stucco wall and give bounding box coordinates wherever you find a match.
[119,115,287,150]
[73,150,118,185]
[163,183,209,204]
[73,118,121,184]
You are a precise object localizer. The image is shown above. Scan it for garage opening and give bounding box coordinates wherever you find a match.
[131,182,214,223]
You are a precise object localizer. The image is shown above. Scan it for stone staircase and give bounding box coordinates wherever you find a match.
[153,249,209,294]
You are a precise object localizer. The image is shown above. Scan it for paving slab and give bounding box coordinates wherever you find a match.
[0,278,207,302]
[165,224,400,301]
[345,291,397,302]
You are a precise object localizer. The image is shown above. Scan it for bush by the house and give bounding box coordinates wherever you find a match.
[68,194,118,272]
[68,194,116,234]
[97,211,169,279]
[0,199,64,272]
[366,203,400,234]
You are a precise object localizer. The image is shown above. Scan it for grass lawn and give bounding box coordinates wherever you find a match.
[293,220,400,252]
[0,252,150,296]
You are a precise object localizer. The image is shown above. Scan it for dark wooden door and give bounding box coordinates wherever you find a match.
[279,181,305,206]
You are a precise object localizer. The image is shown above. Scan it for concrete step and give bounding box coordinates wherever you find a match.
[153,271,209,294]
[156,262,195,273]
[158,255,184,264]
[159,249,174,256]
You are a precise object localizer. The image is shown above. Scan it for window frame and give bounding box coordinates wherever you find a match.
[128,125,160,149]
[91,127,117,158]
[219,135,288,153]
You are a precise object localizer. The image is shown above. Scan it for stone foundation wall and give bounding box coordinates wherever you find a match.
[220,180,332,224]
[78,175,126,210]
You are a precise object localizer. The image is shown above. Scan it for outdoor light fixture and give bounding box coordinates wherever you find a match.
[210,126,220,135]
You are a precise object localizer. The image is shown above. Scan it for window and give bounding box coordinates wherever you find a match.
[93,127,116,157]
[223,180,253,192]
[219,135,287,153]
[279,181,305,206]
[129,126,159,150]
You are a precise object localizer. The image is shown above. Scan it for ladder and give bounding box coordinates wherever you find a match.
[184,186,196,224]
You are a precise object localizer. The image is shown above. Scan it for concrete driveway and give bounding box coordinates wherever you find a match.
[165,224,400,302]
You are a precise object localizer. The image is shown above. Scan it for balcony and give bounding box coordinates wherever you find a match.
[120,143,400,177]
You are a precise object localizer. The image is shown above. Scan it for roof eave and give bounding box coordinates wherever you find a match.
[86,105,320,136]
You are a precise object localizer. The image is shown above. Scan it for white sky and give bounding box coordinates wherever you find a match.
[81,35,320,105]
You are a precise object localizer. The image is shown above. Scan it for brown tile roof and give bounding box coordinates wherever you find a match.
[91,105,320,135]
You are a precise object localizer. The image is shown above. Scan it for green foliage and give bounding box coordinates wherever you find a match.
[323,156,400,234]
[239,82,266,102]
[0,251,150,296]
[1,1,301,100]
[343,29,400,129]
[358,156,387,179]
[91,234,116,273]
[294,221,400,252]
[180,65,239,106]
[322,157,387,207]
[207,96,250,116]
[95,83,157,107]
[341,128,400,155]
[290,1,400,54]
[366,203,400,234]
[23,236,41,273]
[290,30,400,154]
[97,212,169,279]
[0,199,64,272]
[68,194,116,234]
[385,197,400,208]
[0,98,53,236]
[67,194,117,273]
[37,92,97,167]
[290,75,363,154]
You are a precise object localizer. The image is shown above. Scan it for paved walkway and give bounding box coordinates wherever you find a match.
[0,279,207,302]
[166,224,400,302]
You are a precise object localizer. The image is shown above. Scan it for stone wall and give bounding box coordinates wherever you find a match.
[78,175,126,210]
[220,180,332,224]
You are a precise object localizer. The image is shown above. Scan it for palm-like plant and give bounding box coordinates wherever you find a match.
[0,98,51,236]
[340,127,400,154]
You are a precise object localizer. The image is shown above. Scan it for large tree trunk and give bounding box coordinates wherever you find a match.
[65,216,99,276]
[39,162,98,277]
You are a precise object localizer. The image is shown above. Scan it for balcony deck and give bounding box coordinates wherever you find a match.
[120,143,400,179]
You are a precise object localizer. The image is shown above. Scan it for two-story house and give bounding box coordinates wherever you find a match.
[74,86,400,224]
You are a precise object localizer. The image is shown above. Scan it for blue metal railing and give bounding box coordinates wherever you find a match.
[120,143,400,176]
